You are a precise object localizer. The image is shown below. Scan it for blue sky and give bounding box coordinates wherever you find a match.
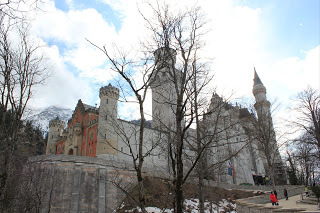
[28,0,319,130]
[239,0,319,59]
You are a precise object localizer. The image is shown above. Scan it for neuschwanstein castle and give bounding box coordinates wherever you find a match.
[46,48,286,185]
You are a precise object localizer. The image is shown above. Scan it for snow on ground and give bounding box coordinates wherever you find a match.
[124,199,236,213]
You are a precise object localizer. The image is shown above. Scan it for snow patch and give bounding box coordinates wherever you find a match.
[124,198,236,213]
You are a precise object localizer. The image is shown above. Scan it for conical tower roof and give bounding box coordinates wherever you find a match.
[253,67,263,86]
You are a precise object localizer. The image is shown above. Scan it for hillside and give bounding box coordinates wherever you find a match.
[118,177,264,212]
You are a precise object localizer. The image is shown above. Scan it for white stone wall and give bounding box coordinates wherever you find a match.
[97,119,170,173]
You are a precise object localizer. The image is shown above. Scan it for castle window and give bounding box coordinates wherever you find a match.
[52,135,53,139]
[105,115,108,121]
[106,99,108,104]
[82,150,85,156]
[89,148,92,155]
[90,131,94,139]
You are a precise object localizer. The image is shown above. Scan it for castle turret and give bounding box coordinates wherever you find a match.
[252,68,271,119]
[252,68,286,184]
[97,84,120,155]
[151,47,178,130]
[46,117,65,154]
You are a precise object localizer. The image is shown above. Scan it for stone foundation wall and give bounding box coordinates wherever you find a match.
[27,155,306,213]
[27,155,138,213]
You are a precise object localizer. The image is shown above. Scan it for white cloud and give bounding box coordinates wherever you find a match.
[269,45,320,100]
[28,44,93,110]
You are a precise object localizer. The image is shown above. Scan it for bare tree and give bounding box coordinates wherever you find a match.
[0,10,49,211]
[292,131,319,186]
[286,151,300,185]
[294,87,320,155]
[87,35,164,211]
[142,4,213,212]
[0,0,41,20]
[245,103,287,188]
[0,14,49,120]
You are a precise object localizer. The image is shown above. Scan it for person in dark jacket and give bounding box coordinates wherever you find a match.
[284,188,288,200]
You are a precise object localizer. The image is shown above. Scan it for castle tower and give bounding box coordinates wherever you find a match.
[252,68,286,184]
[97,83,120,156]
[150,47,178,130]
[252,68,271,119]
[46,117,65,154]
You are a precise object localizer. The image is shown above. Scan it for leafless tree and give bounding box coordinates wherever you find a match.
[291,130,319,186]
[141,4,213,212]
[87,31,165,211]
[293,87,320,155]
[0,0,42,20]
[0,9,49,211]
[245,103,287,188]
[0,14,50,120]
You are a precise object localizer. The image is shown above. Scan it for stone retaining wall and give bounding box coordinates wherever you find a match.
[27,155,138,213]
[28,155,307,213]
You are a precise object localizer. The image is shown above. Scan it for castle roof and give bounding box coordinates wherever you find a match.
[83,103,96,111]
[239,108,251,118]
[253,68,263,86]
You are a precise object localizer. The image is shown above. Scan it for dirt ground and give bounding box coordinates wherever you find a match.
[118,176,264,212]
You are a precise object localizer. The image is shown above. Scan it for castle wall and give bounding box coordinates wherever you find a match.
[97,119,170,172]
[56,140,65,154]
[27,155,137,213]
[85,124,98,157]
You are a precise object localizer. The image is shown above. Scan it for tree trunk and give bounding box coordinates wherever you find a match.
[269,164,276,190]
[175,137,184,213]
[198,162,205,213]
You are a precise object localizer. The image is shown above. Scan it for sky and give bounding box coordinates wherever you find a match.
[25,0,319,128]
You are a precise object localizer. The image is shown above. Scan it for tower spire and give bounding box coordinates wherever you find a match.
[253,67,263,86]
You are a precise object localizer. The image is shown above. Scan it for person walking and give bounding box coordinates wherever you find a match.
[270,191,279,206]
[284,188,288,200]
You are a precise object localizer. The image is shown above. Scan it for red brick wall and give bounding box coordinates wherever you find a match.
[86,125,98,157]
[66,108,99,157]
[56,140,65,154]
[80,113,99,157]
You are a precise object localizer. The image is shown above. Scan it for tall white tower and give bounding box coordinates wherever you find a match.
[46,117,64,154]
[252,68,271,118]
[150,47,178,130]
[252,68,286,184]
[97,84,120,155]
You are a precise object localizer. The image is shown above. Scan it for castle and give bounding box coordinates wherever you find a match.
[46,48,285,185]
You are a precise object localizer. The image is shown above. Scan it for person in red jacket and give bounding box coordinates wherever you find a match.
[270,191,279,206]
